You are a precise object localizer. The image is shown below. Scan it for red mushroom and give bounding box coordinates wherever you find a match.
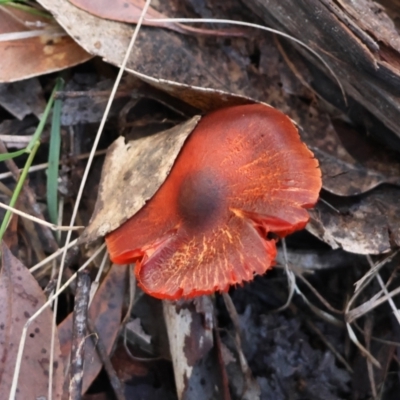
[105,104,321,300]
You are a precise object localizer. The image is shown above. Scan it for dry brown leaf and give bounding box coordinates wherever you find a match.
[0,5,91,83]
[58,263,128,394]
[126,70,256,112]
[80,116,200,243]
[308,186,400,254]
[313,147,400,196]
[0,78,46,119]
[0,243,64,400]
[69,0,244,37]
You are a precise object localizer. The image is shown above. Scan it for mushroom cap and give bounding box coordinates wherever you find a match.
[106,104,321,299]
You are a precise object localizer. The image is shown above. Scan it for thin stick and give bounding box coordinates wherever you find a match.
[69,271,91,400]
[87,318,126,400]
[0,201,83,231]
[306,319,353,373]
[222,293,259,396]
[47,2,153,397]
[364,317,377,398]
[8,243,106,400]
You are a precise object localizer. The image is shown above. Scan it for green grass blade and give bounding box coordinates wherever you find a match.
[47,80,64,225]
[0,79,63,243]
[0,141,40,242]
[26,79,62,152]
[0,149,26,162]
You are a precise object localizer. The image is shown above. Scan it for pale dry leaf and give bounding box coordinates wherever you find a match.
[308,186,400,254]
[0,243,64,400]
[0,5,91,83]
[80,116,200,243]
[126,69,256,112]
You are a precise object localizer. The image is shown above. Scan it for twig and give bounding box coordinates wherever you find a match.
[69,271,91,400]
[87,317,125,400]
[306,319,353,373]
[365,317,377,398]
[222,293,260,398]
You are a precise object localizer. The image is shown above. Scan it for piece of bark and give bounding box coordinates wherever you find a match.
[245,0,400,149]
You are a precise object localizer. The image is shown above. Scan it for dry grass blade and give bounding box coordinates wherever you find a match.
[346,323,381,368]
[29,238,78,273]
[222,293,261,398]
[346,286,400,323]
[354,251,398,293]
[276,242,343,327]
[273,239,296,312]
[346,255,400,323]
[294,272,343,314]
[366,255,400,326]
[306,319,353,373]
[0,201,84,231]
[0,149,107,180]
[89,250,109,304]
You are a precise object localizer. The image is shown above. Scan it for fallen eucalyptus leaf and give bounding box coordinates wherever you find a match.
[80,116,200,243]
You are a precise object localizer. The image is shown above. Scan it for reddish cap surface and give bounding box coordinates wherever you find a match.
[106,104,321,299]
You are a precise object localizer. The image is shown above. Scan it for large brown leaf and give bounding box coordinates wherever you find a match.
[0,243,64,399]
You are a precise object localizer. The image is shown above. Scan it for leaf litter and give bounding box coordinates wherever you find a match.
[0,243,64,400]
[0,4,91,83]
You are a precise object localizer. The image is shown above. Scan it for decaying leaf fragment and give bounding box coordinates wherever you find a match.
[80,116,200,243]
[308,186,400,254]
[0,5,91,83]
[0,243,64,400]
